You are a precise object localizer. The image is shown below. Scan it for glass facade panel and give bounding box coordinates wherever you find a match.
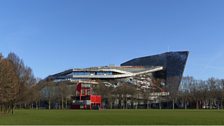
[73,72,91,75]
[96,71,112,75]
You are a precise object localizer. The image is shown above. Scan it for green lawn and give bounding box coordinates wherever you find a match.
[0,109,224,125]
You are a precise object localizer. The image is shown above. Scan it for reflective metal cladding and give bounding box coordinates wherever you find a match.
[121,51,189,94]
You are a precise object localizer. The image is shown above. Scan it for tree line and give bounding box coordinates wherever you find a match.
[94,77,224,109]
[177,76,224,109]
[0,53,70,113]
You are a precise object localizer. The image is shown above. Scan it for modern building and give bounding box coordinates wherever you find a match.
[46,51,189,108]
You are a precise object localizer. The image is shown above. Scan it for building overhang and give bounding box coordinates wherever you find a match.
[47,66,164,81]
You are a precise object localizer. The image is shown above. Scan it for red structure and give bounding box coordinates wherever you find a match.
[71,82,102,109]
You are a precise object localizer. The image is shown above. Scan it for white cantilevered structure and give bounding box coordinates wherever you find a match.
[47,66,163,80]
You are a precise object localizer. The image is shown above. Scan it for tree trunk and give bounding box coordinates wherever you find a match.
[209,99,212,109]
[125,97,127,109]
[196,101,199,109]
[159,102,162,109]
[148,101,151,109]
[172,99,175,110]
[48,99,51,110]
[147,100,149,109]
[184,101,187,109]
[110,102,112,109]
[221,99,223,109]
[65,98,68,109]
[131,99,134,109]
[35,101,38,109]
[39,99,41,109]
[11,101,14,114]
[118,97,121,109]
[61,96,64,109]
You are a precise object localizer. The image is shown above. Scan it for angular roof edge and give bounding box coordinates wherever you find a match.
[121,51,189,66]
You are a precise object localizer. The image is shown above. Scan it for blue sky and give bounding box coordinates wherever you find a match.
[0,0,224,80]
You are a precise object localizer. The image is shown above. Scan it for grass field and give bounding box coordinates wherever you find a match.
[1,109,224,125]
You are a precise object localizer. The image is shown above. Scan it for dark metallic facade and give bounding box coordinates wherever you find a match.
[121,51,189,94]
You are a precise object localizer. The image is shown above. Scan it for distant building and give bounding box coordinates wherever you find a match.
[47,51,189,100]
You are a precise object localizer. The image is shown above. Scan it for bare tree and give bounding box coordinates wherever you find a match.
[220,79,224,109]
[57,82,70,109]
[112,83,136,109]
[207,78,218,109]
[0,55,19,114]
[7,53,36,107]
[41,82,56,110]
[94,82,114,109]
[177,89,191,109]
